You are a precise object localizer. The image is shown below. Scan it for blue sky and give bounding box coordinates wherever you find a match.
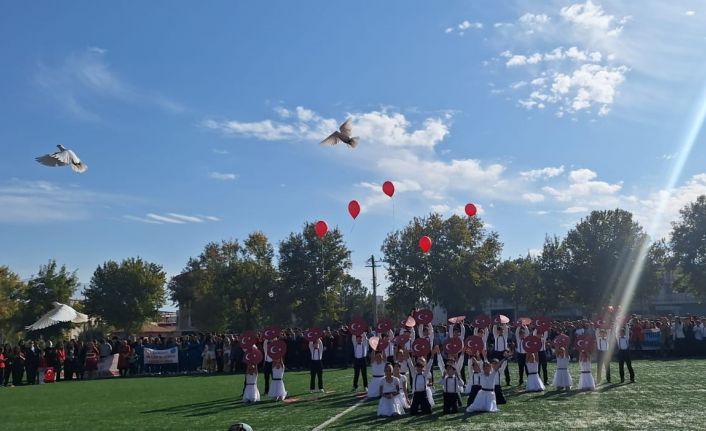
[2,1,706,302]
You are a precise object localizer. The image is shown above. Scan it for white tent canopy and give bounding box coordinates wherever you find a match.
[25,302,89,331]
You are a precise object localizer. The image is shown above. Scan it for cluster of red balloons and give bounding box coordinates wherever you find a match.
[314,180,480,252]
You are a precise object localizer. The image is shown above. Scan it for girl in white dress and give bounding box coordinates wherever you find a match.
[268,358,287,401]
[525,352,545,392]
[552,347,573,390]
[242,364,260,403]
[466,360,504,413]
[367,351,387,399]
[378,364,405,417]
[393,362,410,409]
[578,350,596,391]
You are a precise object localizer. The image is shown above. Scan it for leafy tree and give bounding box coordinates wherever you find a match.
[340,274,374,323]
[536,235,571,314]
[0,266,27,343]
[383,213,502,316]
[84,257,166,334]
[670,195,706,299]
[21,260,80,338]
[278,222,356,325]
[562,209,659,314]
[169,233,282,331]
[496,255,541,314]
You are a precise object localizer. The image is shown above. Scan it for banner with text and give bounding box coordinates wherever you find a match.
[144,347,179,364]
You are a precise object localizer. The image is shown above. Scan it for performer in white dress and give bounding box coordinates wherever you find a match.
[466,360,504,413]
[268,358,287,401]
[242,364,260,403]
[393,362,410,409]
[367,351,387,399]
[578,351,596,391]
[378,364,405,417]
[525,353,545,392]
[552,346,573,390]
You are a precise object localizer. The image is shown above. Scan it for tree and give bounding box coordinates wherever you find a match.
[496,255,541,314]
[562,209,659,314]
[382,213,502,316]
[340,274,374,324]
[670,195,706,299]
[278,222,356,325]
[84,257,166,334]
[536,235,571,314]
[21,260,80,338]
[0,266,27,343]
[169,233,282,331]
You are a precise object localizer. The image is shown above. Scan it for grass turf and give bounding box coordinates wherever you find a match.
[2,359,706,430]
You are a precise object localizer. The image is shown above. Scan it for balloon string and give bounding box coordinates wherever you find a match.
[392,197,396,233]
[349,219,356,235]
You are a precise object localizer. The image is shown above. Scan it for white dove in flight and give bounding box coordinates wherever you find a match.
[36,144,88,173]
[321,118,359,148]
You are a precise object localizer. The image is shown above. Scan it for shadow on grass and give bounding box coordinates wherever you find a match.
[141,397,240,417]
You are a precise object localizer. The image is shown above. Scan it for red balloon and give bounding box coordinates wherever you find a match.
[465,203,477,217]
[314,220,328,238]
[419,236,432,253]
[382,181,395,197]
[348,200,361,219]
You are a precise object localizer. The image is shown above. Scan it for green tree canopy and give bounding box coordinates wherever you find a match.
[382,213,502,316]
[670,195,706,299]
[0,265,28,342]
[84,257,166,334]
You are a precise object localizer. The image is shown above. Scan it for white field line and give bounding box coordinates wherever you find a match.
[311,397,366,431]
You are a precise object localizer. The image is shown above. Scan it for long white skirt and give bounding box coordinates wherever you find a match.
[395,392,410,409]
[268,379,287,399]
[579,372,596,390]
[367,377,383,399]
[553,370,573,389]
[243,384,260,403]
[378,395,405,416]
[466,389,498,412]
[526,373,545,392]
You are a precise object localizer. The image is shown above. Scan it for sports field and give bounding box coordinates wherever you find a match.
[2,359,705,430]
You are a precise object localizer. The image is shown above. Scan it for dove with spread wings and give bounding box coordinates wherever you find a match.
[321,118,359,148]
[36,145,88,173]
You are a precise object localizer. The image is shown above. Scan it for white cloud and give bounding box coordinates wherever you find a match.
[445,20,483,35]
[520,165,565,180]
[0,179,128,223]
[125,213,219,225]
[212,149,229,155]
[523,193,546,202]
[563,206,589,213]
[685,11,696,16]
[518,13,550,33]
[34,48,183,121]
[205,106,449,148]
[560,0,623,35]
[569,168,597,183]
[209,172,238,181]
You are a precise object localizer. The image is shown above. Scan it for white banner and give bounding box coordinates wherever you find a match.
[144,347,179,364]
[98,354,119,377]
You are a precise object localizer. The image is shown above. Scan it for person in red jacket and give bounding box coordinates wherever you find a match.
[0,348,5,387]
[117,340,132,377]
[84,341,99,380]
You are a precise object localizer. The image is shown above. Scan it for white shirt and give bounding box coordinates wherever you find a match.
[442,375,464,393]
[618,336,629,350]
[263,339,273,362]
[352,335,368,359]
[596,335,609,352]
[412,372,428,392]
[515,327,527,354]
[694,324,704,341]
[309,341,323,360]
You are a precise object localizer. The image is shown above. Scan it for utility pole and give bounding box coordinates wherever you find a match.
[366,255,380,326]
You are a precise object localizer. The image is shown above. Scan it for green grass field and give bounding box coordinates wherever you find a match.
[3,359,706,430]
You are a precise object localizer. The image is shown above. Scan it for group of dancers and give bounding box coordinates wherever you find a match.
[240,316,637,418]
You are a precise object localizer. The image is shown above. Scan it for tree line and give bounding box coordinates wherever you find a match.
[1,196,706,339]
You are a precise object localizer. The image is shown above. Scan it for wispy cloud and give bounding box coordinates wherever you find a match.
[124,212,220,225]
[0,179,130,223]
[34,47,183,121]
[209,172,238,181]
[445,20,483,36]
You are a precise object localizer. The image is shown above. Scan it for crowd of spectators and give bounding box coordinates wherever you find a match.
[1,314,704,387]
